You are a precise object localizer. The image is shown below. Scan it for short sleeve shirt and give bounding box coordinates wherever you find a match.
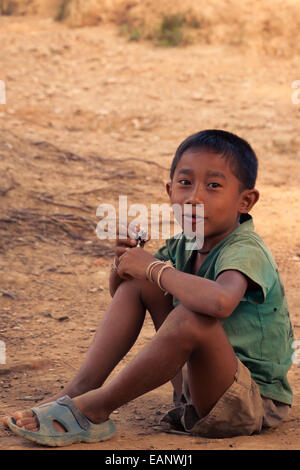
[153,213,294,405]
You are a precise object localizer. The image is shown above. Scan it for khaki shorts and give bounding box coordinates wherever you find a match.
[160,358,290,438]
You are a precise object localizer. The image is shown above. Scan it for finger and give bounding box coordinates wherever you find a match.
[117,222,137,240]
[118,248,131,260]
[115,246,130,258]
[116,264,127,280]
[117,238,137,247]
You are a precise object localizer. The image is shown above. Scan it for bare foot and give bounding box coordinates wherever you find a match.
[2,382,90,433]
[2,406,66,433]
[2,390,108,433]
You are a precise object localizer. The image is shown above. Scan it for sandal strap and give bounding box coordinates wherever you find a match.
[56,395,90,431]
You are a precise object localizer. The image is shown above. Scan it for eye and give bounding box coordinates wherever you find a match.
[178,179,191,185]
[207,182,222,189]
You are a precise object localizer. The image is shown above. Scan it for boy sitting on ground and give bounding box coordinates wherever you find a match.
[4,129,294,446]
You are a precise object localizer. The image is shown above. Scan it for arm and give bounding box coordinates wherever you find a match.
[117,247,248,319]
[108,222,139,298]
[109,267,124,298]
[108,223,151,297]
[151,265,248,318]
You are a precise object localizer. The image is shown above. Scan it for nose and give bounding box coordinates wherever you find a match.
[185,182,205,205]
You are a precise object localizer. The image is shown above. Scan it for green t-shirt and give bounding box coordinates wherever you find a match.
[153,213,294,405]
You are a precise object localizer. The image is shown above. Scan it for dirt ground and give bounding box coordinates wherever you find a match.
[0,10,300,451]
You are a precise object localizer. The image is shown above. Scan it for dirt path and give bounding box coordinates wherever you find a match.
[0,16,299,450]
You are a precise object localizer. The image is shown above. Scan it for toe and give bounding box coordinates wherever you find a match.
[14,410,34,420]
[12,410,38,430]
[16,421,39,431]
[3,410,36,429]
[15,416,39,431]
[2,416,9,427]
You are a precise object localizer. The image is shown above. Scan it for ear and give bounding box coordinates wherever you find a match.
[239,188,260,213]
[166,181,172,199]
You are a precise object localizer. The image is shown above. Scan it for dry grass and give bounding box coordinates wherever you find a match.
[1,0,300,55]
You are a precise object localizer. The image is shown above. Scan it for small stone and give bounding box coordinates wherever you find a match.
[191,93,203,100]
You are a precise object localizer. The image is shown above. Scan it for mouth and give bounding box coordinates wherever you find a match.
[183,214,206,223]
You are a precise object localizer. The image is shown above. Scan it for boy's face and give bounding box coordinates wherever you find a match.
[166,149,259,243]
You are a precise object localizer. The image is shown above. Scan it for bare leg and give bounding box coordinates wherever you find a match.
[66,304,237,425]
[61,278,174,397]
[4,302,237,433]
[3,278,174,430]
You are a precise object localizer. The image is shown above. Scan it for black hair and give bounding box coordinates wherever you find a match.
[170,129,258,190]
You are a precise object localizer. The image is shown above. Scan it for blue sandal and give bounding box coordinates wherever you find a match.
[7,395,116,447]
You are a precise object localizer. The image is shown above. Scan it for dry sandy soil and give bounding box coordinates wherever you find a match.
[0,4,300,451]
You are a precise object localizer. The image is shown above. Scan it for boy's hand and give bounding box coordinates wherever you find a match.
[114,222,137,263]
[114,222,150,269]
[117,247,157,281]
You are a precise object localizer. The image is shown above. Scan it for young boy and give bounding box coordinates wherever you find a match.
[4,130,294,446]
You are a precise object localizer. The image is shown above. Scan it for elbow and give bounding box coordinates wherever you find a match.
[191,295,232,319]
[214,293,233,319]
[180,287,234,319]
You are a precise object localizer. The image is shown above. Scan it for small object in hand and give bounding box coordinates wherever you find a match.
[111,257,119,273]
[135,228,148,248]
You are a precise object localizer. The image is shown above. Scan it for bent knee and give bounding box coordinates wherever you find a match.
[116,277,171,306]
[169,304,220,343]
